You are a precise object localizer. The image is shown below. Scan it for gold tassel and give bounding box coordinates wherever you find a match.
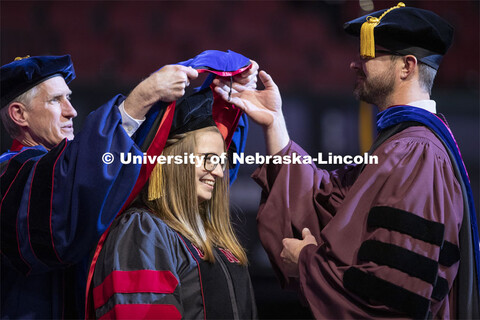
[148,163,163,201]
[14,55,30,61]
[360,17,379,59]
[360,2,406,59]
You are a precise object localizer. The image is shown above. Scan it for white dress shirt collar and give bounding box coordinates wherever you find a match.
[406,100,437,114]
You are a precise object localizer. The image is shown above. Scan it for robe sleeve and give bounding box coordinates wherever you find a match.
[251,140,361,289]
[0,95,142,275]
[295,131,463,319]
[92,210,193,320]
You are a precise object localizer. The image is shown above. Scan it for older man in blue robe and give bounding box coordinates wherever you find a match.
[0,54,204,318]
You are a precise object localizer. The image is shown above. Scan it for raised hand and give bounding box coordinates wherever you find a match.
[214,70,289,154]
[213,70,282,128]
[125,65,198,119]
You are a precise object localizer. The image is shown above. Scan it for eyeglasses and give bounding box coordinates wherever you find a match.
[198,153,226,172]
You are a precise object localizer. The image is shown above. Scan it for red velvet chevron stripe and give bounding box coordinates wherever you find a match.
[99,304,181,320]
[93,270,179,310]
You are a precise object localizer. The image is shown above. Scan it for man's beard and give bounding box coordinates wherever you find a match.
[353,69,395,106]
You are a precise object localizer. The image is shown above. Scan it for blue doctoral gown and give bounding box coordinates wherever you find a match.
[1,95,142,319]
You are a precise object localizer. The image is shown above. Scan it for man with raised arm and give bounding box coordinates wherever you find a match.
[215,4,479,319]
[0,54,200,318]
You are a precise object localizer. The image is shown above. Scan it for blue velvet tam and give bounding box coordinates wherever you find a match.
[344,4,453,70]
[1,55,76,107]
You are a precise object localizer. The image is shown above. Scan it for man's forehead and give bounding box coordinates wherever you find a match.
[37,76,71,95]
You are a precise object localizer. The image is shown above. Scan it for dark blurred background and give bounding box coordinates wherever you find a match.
[1,1,478,318]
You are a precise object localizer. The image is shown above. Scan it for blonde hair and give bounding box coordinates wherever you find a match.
[140,126,247,265]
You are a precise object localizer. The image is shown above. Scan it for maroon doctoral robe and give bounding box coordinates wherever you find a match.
[253,126,463,319]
